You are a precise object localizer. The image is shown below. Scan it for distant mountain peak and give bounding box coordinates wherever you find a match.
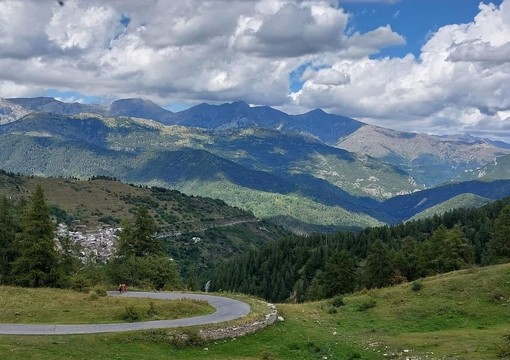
[0,98,32,124]
[308,108,326,115]
[230,100,250,107]
[111,98,158,106]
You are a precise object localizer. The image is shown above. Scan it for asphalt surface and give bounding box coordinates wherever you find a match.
[0,291,251,335]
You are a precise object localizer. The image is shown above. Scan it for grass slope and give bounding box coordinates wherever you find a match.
[0,264,508,359]
[0,171,252,231]
[0,286,213,324]
[410,193,493,221]
[176,179,383,228]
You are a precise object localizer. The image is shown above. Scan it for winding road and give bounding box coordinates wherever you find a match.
[0,292,251,335]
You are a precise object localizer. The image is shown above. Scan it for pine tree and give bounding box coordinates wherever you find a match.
[393,236,420,280]
[441,224,474,271]
[485,204,510,264]
[364,240,393,289]
[57,234,82,278]
[420,224,449,274]
[0,197,18,284]
[11,186,59,287]
[111,206,178,290]
[116,206,163,258]
[321,249,357,297]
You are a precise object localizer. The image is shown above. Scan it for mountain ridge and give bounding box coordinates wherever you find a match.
[2,97,510,231]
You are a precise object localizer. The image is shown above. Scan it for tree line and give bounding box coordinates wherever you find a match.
[0,186,180,290]
[210,198,510,302]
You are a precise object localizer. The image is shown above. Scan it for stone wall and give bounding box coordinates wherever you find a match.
[199,302,278,340]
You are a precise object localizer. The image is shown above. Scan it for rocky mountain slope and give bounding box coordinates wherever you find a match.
[337,125,510,186]
[0,98,32,125]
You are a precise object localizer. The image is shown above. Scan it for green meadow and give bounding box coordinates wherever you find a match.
[0,264,509,359]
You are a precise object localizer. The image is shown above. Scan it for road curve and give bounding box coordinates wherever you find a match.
[0,291,251,335]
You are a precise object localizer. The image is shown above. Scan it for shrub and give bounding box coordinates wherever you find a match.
[261,350,274,360]
[305,341,322,354]
[411,280,423,292]
[491,290,505,301]
[92,286,107,297]
[147,302,158,317]
[327,306,338,314]
[69,274,92,292]
[122,306,142,322]
[168,330,205,349]
[497,332,510,358]
[356,299,376,312]
[330,295,345,308]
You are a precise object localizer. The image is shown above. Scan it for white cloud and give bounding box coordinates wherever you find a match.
[2,0,508,141]
[291,0,510,140]
[0,0,402,106]
[233,2,350,57]
[0,1,53,58]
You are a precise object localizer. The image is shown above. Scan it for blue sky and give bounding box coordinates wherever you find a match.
[343,0,504,58]
[1,0,509,140]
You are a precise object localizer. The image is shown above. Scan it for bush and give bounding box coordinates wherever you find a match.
[327,306,338,314]
[69,274,92,292]
[497,332,510,358]
[122,306,142,322]
[92,286,107,297]
[168,330,205,349]
[147,302,158,317]
[356,299,376,312]
[261,350,274,360]
[330,295,345,308]
[411,280,423,292]
[491,290,505,301]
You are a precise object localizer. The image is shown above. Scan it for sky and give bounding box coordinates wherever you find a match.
[0,0,509,140]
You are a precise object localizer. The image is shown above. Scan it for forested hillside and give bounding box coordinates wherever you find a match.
[0,170,288,284]
[4,111,510,232]
[211,197,510,302]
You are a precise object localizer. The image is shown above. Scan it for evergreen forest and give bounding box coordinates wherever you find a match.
[2,179,510,306]
[211,197,510,302]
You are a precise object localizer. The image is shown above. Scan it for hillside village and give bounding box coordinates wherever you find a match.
[56,223,120,263]
[55,223,202,262]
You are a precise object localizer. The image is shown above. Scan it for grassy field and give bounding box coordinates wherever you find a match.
[0,287,213,324]
[0,264,509,359]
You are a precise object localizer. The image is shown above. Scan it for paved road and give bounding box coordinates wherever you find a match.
[0,292,250,335]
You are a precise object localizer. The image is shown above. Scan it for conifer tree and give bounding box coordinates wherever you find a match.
[364,240,393,289]
[116,206,163,258]
[485,204,510,264]
[12,186,59,287]
[0,196,18,283]
[111,206,178,289]
[441,224,473,271]
[321,249,357,297]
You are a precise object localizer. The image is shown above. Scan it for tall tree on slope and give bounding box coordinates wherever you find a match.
[12,186,59,287]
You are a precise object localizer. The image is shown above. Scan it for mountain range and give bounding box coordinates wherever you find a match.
[1,96,510,232]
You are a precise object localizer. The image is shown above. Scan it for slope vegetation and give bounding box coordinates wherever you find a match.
[0,171,288,279]
[0,265,508,359]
